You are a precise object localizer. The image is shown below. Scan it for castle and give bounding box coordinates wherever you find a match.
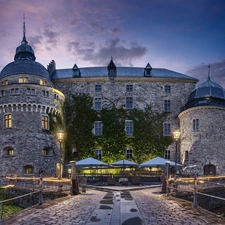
[1,23,225,185]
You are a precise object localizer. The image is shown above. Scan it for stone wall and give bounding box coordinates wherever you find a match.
[179,106,225,175]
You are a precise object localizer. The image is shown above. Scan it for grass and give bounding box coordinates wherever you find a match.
[0,188,23,219]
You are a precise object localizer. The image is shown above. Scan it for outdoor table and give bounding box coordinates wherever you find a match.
[119,178,128,185]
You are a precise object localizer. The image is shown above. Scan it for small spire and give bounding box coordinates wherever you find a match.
[21,14,28,44]
[208,64,211,81]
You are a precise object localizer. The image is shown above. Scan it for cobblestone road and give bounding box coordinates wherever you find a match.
[1,187,225,225]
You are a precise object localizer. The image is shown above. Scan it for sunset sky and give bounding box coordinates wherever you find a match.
[0,0,225,86]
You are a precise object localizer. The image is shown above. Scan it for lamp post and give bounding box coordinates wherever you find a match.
[172,129,181,179]
[57,129,64,180]
[70,147,79,195]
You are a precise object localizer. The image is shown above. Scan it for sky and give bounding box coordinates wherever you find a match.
[0,0,225,86]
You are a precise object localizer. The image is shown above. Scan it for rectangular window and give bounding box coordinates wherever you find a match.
[95,85,102,92]
[27,88,35,95]
[126,97,133,109]
[94,121,102,136]
[165,85,171,93]
[18,77,28,83]
[42,115,49,129]
[163,123,171,136]
[126,84,133,92]
[4,114,12,128]
[7,149,14,155]
[96,149,102,160]
[165,150,171,159]
[1,90,5,96]
[193,119,199,131]
[126,148,132,160]
[125,120,133,136]
[40,79,47,86]
[95,98,102,110]
[164,100,171,112]
[11,88,19,95]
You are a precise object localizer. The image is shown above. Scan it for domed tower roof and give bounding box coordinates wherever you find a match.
[184,68,225,109]
[0,16,50,80]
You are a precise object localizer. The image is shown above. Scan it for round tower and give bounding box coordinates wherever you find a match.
[0,21,64,184]
[179,72,225,176]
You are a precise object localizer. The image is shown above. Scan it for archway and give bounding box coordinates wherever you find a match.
[204,164,216,176]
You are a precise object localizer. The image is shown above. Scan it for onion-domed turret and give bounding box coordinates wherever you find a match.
[184,75,225,109]
[0,17,50,80]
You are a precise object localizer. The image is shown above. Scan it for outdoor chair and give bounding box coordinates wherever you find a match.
[107,177,116,185]
[132,176,141,185]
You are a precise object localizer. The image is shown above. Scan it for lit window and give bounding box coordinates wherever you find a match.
[43,147,52,156]
[164,100,171,112]
[40,79,47,86]
[125,120,133,136]
[96,149,102,160]
[4,147,14,156]
[95,98,102,110]
[1,80,8,86]
[24,165,34,174]
[165,150,170,159]
[42,115,49,129]
[126,97,133,109]
[165,85,171,93]
[163,123,171,136]
[18,77,28,83]
[193,119,199,131]
[126,85,133,92]
[94,121,102,136]
[126,148,132,160]
[4,114,12,128]
[95,85,102,92]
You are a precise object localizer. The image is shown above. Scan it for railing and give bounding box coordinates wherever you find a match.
[166,176,225,209]
[0,176,72,220]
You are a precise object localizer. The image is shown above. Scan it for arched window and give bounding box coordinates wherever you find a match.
[3,146,14,156]
[24,165,34,174]
[42,147,52,156]
[204,164,216,176]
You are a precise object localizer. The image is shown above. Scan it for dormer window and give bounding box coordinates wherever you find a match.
[107,58,117,78]
[40,79,47,86]
[144,63,152,76]
[72,64,81,77]
[1,80,8,86]
[19,77,28,83]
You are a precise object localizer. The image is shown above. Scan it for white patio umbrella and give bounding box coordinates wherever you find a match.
[140,156,182,168]
[66,157,110,168]
[112,159,139,177]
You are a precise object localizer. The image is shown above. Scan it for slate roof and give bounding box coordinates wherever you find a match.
[51,66,198,81]
[0,60,50,79]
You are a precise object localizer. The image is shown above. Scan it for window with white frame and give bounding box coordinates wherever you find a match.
[126,148,132,160]
[163,123,171,136]
[94,98,102,110]
[125,120,133,136]
[4,114,12,128]
[42,115,49,130]
[164,100,171,112]
[193,119,199,131]
[165,85,171,93]
[126,97,133,109]
[96,149,102,160]
[95,85,102,92]
[126,84,133,92]
[94,121,102,136]
[165,150,170,159]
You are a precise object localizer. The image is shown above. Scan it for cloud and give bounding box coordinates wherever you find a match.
[109,27,121,35]
[42,28,59,45]
[186,59,225,87]
[88,23,105,34]
[68,38,147,66]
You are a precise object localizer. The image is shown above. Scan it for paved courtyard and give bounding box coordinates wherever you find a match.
[1,187,225,225]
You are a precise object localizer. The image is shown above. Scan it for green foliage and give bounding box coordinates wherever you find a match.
[0,189,22,219]
[65,93,98,159]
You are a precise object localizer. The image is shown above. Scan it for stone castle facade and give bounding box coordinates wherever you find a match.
[0,26,225,184]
